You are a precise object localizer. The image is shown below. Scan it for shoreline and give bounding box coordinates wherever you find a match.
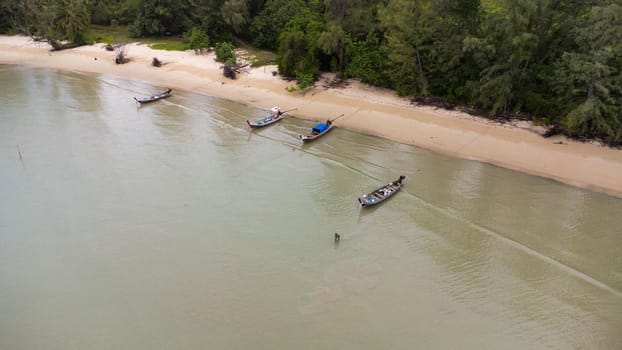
[2,35,621,198]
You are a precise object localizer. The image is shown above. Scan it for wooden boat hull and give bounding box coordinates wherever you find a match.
[300,125,333,142]
[134,89,172,104]
[247,114,284,128]
[358,175,406,207]
[300,120,334,142]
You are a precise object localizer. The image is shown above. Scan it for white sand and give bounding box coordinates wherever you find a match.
[2,35,621,197]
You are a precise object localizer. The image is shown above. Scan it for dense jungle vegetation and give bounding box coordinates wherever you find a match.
[1,0,620,145]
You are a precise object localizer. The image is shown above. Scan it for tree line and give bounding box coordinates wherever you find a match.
[1,0,620,145]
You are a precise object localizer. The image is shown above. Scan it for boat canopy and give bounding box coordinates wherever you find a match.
[312,123,328,133]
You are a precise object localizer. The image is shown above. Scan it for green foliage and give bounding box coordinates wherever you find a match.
[90,0,139,26]
[0,0,15,33]
[249,50,277,66]
[464,0,541,115]
[316,23,346,71]
[233,39,278,66]
[297,72,315,90]
[220,0,249,35]
[420,0,482,102]
[89,34,114,44]
[90,24,134,43]
[215,41,236,64]
[326,0,379,40]
[184,0,225,42]
[91,23,188,49]
[250,0,308,50]
[344,31,387,86]
[378,0,430,96]
[129,0,190,37]
[186,27,210,54]
[51,0,91,44]
[553,4,622,144]
[277,14,323,81]
[150,42,187,50]
[11,0,91,44]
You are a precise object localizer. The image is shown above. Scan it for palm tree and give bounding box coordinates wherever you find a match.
[51,0,91,43]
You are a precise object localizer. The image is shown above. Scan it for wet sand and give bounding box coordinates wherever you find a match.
[1,35,621,197]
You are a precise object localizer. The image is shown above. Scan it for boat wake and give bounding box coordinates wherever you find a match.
[405,192,622,299]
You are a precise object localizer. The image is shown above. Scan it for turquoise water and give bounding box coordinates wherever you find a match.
[1,65,621,349]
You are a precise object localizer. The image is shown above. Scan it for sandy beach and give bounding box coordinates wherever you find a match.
[1,35,621,198]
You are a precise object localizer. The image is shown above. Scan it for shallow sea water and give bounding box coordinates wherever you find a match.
[1,66,621,349]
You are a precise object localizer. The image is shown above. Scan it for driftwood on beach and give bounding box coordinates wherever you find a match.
[114,44,129,64]
[222,63,250,79]
[543,124,562,138]
[47,39,83,51]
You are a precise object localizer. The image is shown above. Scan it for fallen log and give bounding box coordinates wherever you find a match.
[221,63,250,79]
[48,39,83,51]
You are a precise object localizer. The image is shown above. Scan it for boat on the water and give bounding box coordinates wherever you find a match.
[358,175,406,208]
[247,107,296,128]
[134,88,172,104]
[299,113,344,142]
[247,113,284,128]
[300,120,333,142]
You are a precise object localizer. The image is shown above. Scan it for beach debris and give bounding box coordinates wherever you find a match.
[105,43,126,52]
[48,39,82,51]
[114,44,129,64]
[543,124,561,138]
[152,57,162,67]
[222,63,250,79]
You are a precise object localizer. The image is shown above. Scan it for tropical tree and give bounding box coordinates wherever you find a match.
[419,0,481,102]
[7,0,90,44]
[220,0,250,35]
[7,0,49,37]
[0,0,16,33]
[215,41,236,64]
[316,23,346,71]
[465,0,541,115]
[324,0,378,40]
[250,0,308,49]
[90,0,140,25]
[378,0,431,96]
[553,4,622,143]
[344,30,387,86]
[51,0,91,43]
[129,0,191,37]
[277,14,324,88]
[186,26,210,54]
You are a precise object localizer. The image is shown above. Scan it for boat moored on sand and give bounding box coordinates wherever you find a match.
[247,107,296,128]
[300,120,334,142]
[134,88,172,104]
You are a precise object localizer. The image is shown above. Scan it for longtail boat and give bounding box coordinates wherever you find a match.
[358,176,406,208]
[299,114,344,142]
[247,108,296,128]
[134,88,172,104]
[247,113,284,128]
[300,120,334,142]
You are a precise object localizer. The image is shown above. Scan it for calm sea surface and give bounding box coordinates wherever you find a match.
[1,65,621,349]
